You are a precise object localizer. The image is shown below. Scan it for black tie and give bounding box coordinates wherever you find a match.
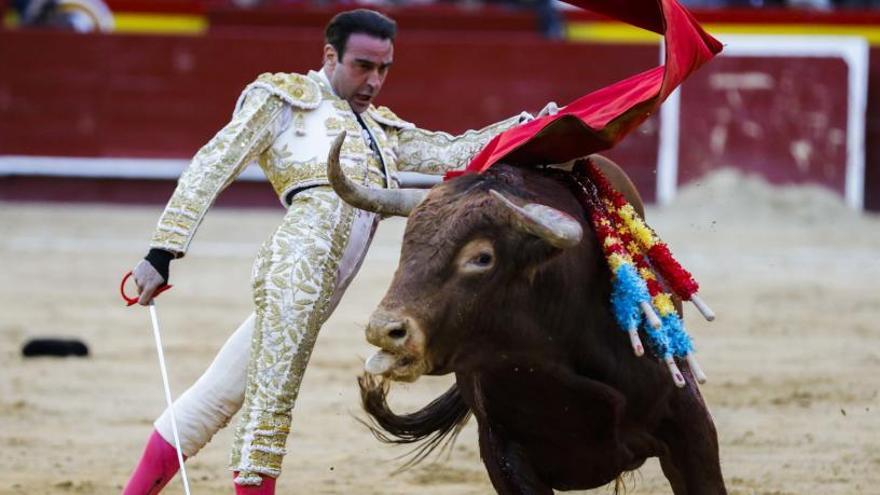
[354,112,386,186]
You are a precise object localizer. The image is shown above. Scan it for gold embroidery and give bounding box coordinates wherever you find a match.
[254,72,320,109]
[230,188,356,478]
[324,116,342,132]
[343,119,362,135]
[367,105,414,129]
[394,114,521,175]
[150,89,284,255]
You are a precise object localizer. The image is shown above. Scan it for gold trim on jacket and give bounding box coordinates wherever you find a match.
[150,69,522,256]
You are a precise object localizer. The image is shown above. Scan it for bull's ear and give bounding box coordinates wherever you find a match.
[489,190,582,249]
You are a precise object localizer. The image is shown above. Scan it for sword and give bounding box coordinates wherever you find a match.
[121,272,191,495]
[394,171,444,188]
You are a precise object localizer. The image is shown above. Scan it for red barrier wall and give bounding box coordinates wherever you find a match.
[2,23,879,210]
[678,56,850,194]
[0,29,659,204]
[0,30,657,150]
[866,47,880,211]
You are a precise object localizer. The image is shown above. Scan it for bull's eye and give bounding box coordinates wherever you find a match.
[462,251,494,273]
[457,239,496,275]
[474,252,493,266]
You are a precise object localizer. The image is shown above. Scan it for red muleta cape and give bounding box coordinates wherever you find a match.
[445,0,723,179]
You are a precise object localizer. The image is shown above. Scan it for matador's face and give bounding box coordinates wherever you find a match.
[325,33,394,114]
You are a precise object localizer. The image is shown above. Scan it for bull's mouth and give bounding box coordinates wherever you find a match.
[364,349,430,382]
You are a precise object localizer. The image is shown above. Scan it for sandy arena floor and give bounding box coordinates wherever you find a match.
[1,170,879,494]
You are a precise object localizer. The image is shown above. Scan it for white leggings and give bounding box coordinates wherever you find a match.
[153,205,378,459]
[154,314,254,457]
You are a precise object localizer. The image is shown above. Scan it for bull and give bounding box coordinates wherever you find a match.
[327,132,727,494]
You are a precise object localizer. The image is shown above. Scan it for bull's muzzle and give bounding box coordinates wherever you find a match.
[364,310,428,381]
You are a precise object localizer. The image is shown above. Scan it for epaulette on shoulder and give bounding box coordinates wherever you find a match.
[368,105,415,129]
[246,72,322,110]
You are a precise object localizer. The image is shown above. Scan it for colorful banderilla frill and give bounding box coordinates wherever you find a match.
[568,159,713,387]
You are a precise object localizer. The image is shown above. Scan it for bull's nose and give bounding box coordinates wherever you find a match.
[366,311,412,349]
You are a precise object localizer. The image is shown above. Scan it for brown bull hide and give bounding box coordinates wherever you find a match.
[354,162,726,495]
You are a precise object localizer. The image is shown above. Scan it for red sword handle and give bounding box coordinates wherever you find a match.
[120,271,172,307]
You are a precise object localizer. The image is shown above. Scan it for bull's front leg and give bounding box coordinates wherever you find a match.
[462,374,551,495]
[656,370,727,495]
[476,417,552,495]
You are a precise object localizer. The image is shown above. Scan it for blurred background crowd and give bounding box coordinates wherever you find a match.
[5,0,880,40]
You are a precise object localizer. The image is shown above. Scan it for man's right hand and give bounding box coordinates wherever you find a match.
[132,259,166,306]
[132,249,174,306]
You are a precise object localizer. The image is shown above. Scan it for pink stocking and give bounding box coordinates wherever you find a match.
[123,430,186,495]
[233,472,277,494]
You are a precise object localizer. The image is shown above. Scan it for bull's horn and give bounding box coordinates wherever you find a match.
[327,131,427,217]
[489,190,583,249]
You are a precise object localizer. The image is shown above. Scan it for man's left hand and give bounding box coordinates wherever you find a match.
[518,102,561,124]
[536,101,560,118]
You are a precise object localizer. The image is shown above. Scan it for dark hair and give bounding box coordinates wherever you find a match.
[325,9,397,60]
